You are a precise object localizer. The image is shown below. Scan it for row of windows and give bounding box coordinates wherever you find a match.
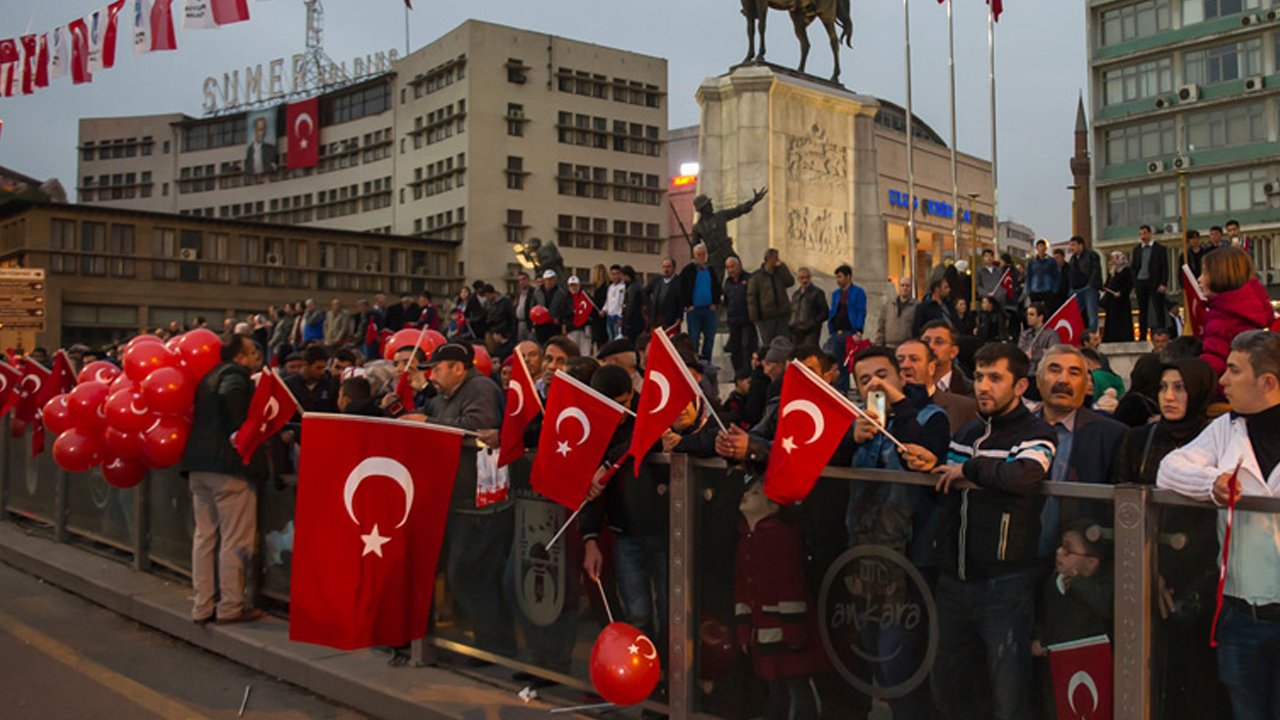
[1102,34,1280,106]
[182,118,245,153]
[410,100,467,148]
[81,136,158,162]
[413,207,466,241]
[554,214,664,255]
[80,171,155,201]
[1104,166,1273,227]
[1103,101,1269,164]
[322,82,392,126]
[1099,0,1278,47]
[553,66,662,108]
[554,112,662,156]
[410,56,466,99]
[555,164,663,205]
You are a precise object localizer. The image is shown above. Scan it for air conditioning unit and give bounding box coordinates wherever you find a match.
[1268,9,1280,21]
[1242,13,1262,25]
[1146,160,1166,174]
[1245,76,1265,93]
[1177,84,1201,103]
[265,253,283,266]
[1264,178,1280,196]
[1173,155,1192,170]
[1154,96,1173,109]
[178,248,198,261]
[1162,222,1181,234]
[362,262,377,273]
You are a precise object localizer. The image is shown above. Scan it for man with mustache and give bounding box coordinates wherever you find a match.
[1030,345,1126,557]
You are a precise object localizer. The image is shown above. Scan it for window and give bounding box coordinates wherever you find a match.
[1184,39,1262,86]
[507,103,525,136]
[1105,181,1177,229]
[1182,0,1268,24]
[506,156,526,190]
[152,228,178,280]
[1186,103,1267,151]
[81,142,95,162]
[321,81,392,126]
[507,58,528,84]
[1104,118,1176,165]
[108,225,135,277]
[49,219,76,274]
[1188,168,1270,216]
[204,232,230,283]
[80,222,107,276]
[505,209,526,244]
[181,118,246,152]
[1103,57,1173,105]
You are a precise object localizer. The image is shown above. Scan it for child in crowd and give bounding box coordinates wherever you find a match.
[721,368,754,430]
[735,479,823,720]
[337,377,384,417]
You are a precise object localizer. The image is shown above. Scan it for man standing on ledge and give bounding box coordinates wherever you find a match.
[691,188,768,274]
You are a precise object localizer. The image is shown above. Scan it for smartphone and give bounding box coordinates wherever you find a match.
[867,390,887,421]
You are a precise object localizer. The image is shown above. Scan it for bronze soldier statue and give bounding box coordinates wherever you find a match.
[518,238,566,287]
[691,188,768,276]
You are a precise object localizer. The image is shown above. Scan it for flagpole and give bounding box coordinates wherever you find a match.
[404,4,411,56]
[988,3,999,246]
[947,0,960,269]
[904,0,918,293]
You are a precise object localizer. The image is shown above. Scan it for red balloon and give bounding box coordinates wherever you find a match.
[472,345,492,377]
[175,329,222,382]
[101,456,146,489]
[103,426,144,459]
[123,341,178,383]
[77,360,121,386]
[105,390,154,432]
[53,428,104,473]
[589,622,661,706]
[41,394,75,436]
[108,373,136,395]
[381,328,449,361]
[141,366,193,417]
[530,305,553,326]
[141,417,190,469]
[66,381,111,431]
[125,334,163,350]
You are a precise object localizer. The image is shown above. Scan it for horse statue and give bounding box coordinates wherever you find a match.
[741,0,853,83]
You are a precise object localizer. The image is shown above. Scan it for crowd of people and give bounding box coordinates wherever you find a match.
[14,228,1280,720]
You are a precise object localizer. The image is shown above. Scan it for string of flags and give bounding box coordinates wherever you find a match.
[0,0,253,97]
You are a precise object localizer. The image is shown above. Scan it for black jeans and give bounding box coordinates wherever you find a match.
[1135,281,1166,341]
[727,321,758,375]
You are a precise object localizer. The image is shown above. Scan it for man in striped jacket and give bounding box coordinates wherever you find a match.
[903,342,1056,720]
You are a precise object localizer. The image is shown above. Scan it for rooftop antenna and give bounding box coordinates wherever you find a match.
[297,0,347,93]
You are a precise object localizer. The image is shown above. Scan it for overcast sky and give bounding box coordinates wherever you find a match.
[0,1,1088,239]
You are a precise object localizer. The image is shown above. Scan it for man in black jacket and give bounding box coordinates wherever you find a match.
[1067,235,1103,333]
[620,265,648,341]
[902,343,1056,720]
[482,284,516,360]
[284,344,338,415]
[532,270,569,345]
[1130,224,1170,341]
[679,244,722,365]
[646,257,683,331]
[180,334,266,624]
[912,278,955,338]
[722,256,756,375]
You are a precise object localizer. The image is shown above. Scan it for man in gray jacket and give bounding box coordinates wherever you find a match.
[423,343,515,656]
[875,275,917,347]
[747,248,795,346]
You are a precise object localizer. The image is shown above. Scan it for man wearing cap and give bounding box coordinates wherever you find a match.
[679,243,722,367]
[691,188,768,274]
[744,336,793,428]
[422,343,516,657]
[598,338,642,393]
[647,258,684,332]
[532,269,569,345]
[566,276,595,356]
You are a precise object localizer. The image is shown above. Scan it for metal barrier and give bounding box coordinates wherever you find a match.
[5,424,1280,720]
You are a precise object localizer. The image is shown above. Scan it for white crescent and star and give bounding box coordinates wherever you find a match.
[554,407,591,457]
[1067,671,1100,715]
[780,399,824,454]
[649,371,671,415]
[21,374,41,398]
[294,113,315,150]
[129,397,148,415]
[259,396,279,432]
[633,634,658,660]
[343,456,415,533]
[94,368,114,384]
[508,380,525,416]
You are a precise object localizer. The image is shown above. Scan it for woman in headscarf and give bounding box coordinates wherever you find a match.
[1111,352,1164,427]
[1101,250,1134,342]
[1113,357,1226,719]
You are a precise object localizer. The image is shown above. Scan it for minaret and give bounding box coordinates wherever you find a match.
[1069,93,1093,244]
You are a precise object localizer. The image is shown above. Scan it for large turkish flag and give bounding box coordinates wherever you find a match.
[530,371,627,509]
[290,413,465,650]
[1048,635,1112,720]
[628,329,698,463]
[286,97,320,170]
[763,361,859,505]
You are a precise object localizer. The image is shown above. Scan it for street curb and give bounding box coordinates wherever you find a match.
[0,522,573,720]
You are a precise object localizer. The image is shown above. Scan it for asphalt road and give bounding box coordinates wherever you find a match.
[0,560,366,720]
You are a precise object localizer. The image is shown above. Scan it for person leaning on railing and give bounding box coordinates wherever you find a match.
[1157,330,1280,720]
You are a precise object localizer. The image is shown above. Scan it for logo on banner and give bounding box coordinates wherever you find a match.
[515,494,567,627]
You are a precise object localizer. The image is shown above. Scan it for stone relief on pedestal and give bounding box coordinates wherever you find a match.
[786,207,849,257]
[786,122,848,187]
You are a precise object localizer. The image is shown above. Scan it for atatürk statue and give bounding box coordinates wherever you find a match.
[692,188,768,274]
[741,0,854,83]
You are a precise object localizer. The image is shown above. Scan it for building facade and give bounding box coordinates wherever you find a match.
[1087,0,1280,285]
[997,220,1037,260]
[76,20,669,292]
[0,201,460,349]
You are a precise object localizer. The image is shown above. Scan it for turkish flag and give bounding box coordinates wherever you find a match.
[101,0,126,70]
[68,19,93,85]
[499,351,541,468]
[49,351,77,396]
[998,268,1015,302]
[0,40,18,96]
[363,315,378,346]
[286,97,320,170]
[989,0,1003,22]
[150,0,177,51]
[571,290,594,329]
[34,34,49,88]
[1046,295,1086,346]
[290,414,464,650]
[13,359,52,424]
[763,361,859,505]
[0,362,23,417]
[211,0,250,25]
[1048,635,1112,720]
[628,329,698,462]
[531,371,627,509]
[19,36,37,95]
[232,369,298,464]
[1182,264,1207,336]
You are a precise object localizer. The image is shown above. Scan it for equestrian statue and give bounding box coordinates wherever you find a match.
[741,0,854,83]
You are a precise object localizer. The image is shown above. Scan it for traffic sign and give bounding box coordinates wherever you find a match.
[0,268,47,331]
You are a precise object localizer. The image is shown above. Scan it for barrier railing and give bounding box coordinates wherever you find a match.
[4,426,1279,720]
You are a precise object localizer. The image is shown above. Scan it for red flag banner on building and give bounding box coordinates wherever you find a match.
[499,350,542,468]
[233,369,299,464]
[290,413,464,650]
[211,0,250,25]
[531,371,627,509]
[150,0,177,51]
[1182,264,1207,336]
[13,359,52,423]
[763,361,859,505]
[68,18,93,84]
[628,328,698,462]
[0,362,23,417]
[1047,635,1112,720]
[286,97,320,170]
[1046,295,1086,346]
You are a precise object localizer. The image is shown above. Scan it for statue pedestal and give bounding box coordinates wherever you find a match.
[696,66,887,295]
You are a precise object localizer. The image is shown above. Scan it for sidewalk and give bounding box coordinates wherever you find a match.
[0,521,587,720]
